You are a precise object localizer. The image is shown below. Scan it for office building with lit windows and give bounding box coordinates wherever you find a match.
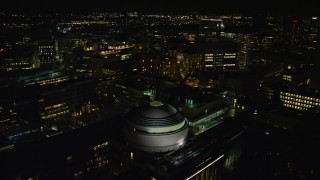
[176,38,239,73]
[37,78,96,122]
[0,47,34,71]
[2,57,33,71]
[203,50,237,70]
[139,53,180,80]
[139,53,163,77]
[56,36,88,62]
[230,33,254,69]
[279,88,320,112]
[16,76,96,123]
[0,76,96,146]
[260,66,318,111]
[37,86,72,121]
[36,40,58,68]
[16,69,70,87]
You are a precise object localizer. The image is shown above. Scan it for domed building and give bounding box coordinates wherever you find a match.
[124,101,189,152]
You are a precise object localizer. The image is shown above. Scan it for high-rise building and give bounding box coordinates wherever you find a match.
[139,53,180,80]
[36,40,57,68]
[281,18,307,52]
[176,38,239,74]
[231,33,254,69]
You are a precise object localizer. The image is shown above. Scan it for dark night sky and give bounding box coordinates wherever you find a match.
[0,0,318,15]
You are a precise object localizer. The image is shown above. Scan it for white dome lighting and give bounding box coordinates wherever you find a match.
[124,101,189,152]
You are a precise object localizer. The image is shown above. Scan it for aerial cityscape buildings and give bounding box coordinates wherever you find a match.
[0,3,320,180]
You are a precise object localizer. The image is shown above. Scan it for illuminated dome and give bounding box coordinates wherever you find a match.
[124,101,189,152]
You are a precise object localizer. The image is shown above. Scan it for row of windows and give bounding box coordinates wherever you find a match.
[281,99,319,107]
[280,97,319,104]
[41,110,69,120]
[224,55,236,58]
[282,75,292,81]
[43,106,70,114]
[39,52,54,55]
[283,103,312,111]
[280,92,320,102]
[25,76,69,86]
[39,46,54,49]
[44,103,66,110]
[8,62,30,65]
